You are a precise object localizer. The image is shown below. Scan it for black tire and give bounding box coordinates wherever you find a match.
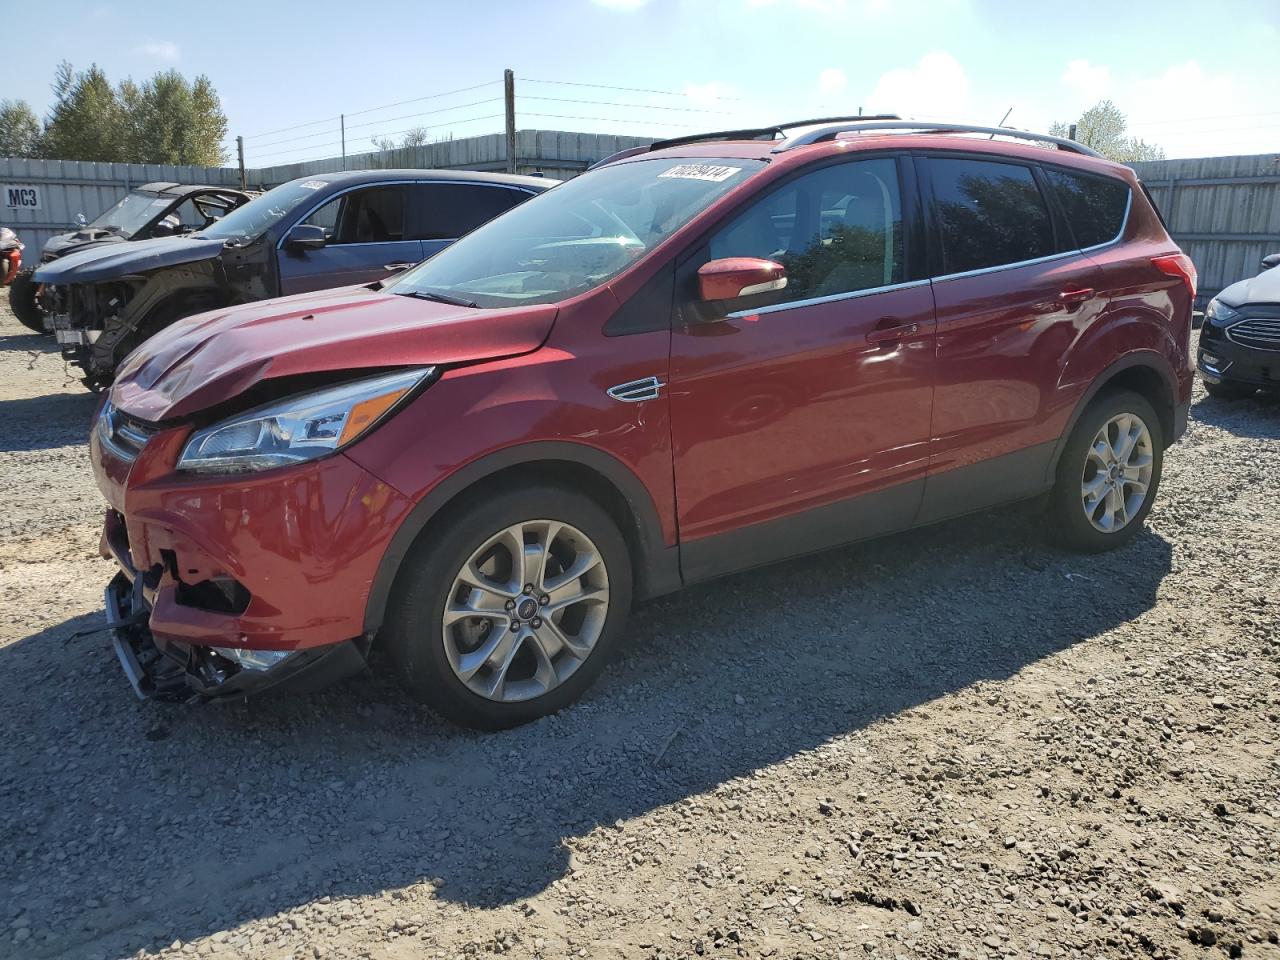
[1048,389,1164,553]
[7,269,44,332]
[382,484,633,730]
[1203,379,1255,401]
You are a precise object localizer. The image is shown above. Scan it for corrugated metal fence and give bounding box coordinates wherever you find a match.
[1,130,649,257]
[1131,154,1280,306]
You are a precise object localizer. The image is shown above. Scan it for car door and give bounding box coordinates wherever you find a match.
[277,184,423,295]
[412,182,531,259]
[668,155,937,581]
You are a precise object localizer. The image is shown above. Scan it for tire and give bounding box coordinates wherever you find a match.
[382,484,633,729]
[1048,390,1164,553]
[8,269,44,332]
[1204,379,1255,401]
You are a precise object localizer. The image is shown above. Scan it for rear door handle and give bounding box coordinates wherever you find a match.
[866,321,919,345]
[1059,286,1095,305]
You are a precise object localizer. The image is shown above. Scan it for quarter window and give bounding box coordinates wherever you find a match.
[707,157,905,305]
[1043,167,1130,248]
[929,158,1055,274]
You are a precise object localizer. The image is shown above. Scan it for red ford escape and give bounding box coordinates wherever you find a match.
[94,118,1195,729]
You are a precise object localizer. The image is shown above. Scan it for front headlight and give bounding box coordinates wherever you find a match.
[177,367,432,474]
[1204,298,1242,327]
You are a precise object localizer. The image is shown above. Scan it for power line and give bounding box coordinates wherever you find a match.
[251,97,505,150]
[521,94,733,115]
[249,115,504,163]
[519,77,743,101]
[243,79,501,140]
[520,111,703,130]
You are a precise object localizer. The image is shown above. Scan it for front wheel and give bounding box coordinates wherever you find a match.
[8,269,44,332]
[1048,390,1164,553]
[382,484,633,729]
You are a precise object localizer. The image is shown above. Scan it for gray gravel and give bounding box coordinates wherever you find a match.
[1,301,1277,960]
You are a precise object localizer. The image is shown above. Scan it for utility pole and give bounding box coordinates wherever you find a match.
[504,68,517,174]
[340,115,346,170]
[236,136,246,190]
[1068,123,1078,142]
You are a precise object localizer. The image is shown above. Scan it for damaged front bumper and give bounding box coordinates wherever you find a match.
[104,569,369,702]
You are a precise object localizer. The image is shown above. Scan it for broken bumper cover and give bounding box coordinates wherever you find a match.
[104,570,368,702]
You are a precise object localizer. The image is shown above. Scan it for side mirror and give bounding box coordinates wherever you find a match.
[697,257,787,302]
[1261,253,1280,272]
[285,224,327,251]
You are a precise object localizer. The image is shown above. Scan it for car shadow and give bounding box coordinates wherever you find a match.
[0,391,100,453]
[1191,389,1279,439]
[0,512,1173,959]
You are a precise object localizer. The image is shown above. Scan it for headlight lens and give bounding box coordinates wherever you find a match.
[177,367,432,474]
[1204,298,1242,327]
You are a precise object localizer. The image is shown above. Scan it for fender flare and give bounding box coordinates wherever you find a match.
[361,441,681,637]
[1044,350,1179,485]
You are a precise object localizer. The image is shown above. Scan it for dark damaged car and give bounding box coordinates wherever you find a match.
[10,181,252,332]
[34,170,553,387]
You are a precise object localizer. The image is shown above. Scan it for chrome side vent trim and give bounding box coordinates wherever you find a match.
[607,376,664,403]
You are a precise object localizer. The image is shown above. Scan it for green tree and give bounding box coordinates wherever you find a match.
[42,61,127,162]
[1050,100,1164,163]
[0,99,42,158]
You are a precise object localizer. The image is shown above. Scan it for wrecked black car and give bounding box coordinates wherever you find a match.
[9,182,252,332]
[33,169,553,387]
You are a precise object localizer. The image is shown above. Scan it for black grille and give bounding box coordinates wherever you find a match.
[99,405,156,462]
[1227,316,1280,352]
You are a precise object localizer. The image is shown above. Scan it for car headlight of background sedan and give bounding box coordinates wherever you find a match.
[177,367,433,473]
[1204,298,1242,327]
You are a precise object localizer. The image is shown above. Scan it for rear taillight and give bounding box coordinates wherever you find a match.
[1152,253,1197,300]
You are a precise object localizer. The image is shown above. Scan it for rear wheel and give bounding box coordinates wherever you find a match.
[1203,379,1255,401]
[1048,390,1163,552]
[8,269,44,332]
[382,484,633,729]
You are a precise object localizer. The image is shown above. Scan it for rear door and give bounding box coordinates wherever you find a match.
[413,182,532,259]
[277,184,423,295]
[917,153,1107,523]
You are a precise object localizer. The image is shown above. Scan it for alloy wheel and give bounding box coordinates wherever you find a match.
[441,520,610,703]
[1080,412,1154,533]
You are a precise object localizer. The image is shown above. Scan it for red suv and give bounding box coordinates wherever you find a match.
[94,118,1195,728]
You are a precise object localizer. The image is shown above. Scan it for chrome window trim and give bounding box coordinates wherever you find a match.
[725,278,930,319]
[277,179,534,251]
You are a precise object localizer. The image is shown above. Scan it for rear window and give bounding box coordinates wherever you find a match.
[929,158,1055,274]
[1044,168,1131,248]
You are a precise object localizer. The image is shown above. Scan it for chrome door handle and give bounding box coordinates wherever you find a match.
[384,262,414,272]
[866,321,919,345]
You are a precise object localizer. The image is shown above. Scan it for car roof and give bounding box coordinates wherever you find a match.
[292,169,557,192]
[135,182,251,198]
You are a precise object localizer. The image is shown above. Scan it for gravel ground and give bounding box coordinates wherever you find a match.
[0,301,1277,960]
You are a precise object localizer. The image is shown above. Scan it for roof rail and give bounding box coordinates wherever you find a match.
[773,120,1103,158]
[589,115,904,169]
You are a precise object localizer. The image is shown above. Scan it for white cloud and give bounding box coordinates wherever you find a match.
[589,0,651,9]
[132,40,180,62]
[818,68,848,96]
[866,51,970,120]
[1060,59,1111,103]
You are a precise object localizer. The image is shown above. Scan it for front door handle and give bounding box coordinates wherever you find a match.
[866,321,919,345]
[384,262,415,273]
[1059,286,1095,305]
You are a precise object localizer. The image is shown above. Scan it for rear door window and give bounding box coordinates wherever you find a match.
[415,184,527,241]
[1043,167,1131,248]
[928,158,1055,274]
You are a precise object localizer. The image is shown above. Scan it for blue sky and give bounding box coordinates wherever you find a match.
[7,0,1279,166]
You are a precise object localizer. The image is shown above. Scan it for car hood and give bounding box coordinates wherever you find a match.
[1218,264,1280,308]
[41,229,128,261]
[33,234,225,284]
[110,284,558,421]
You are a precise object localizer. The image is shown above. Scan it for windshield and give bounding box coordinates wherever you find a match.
[199,178,329,243]
[388,158,765,307]
[88,191,171,238]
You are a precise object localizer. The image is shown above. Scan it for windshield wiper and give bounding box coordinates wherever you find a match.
[399,289,479,309]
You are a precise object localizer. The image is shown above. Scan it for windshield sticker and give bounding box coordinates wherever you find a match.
[658,164,742,183]
[299,180,327,190]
